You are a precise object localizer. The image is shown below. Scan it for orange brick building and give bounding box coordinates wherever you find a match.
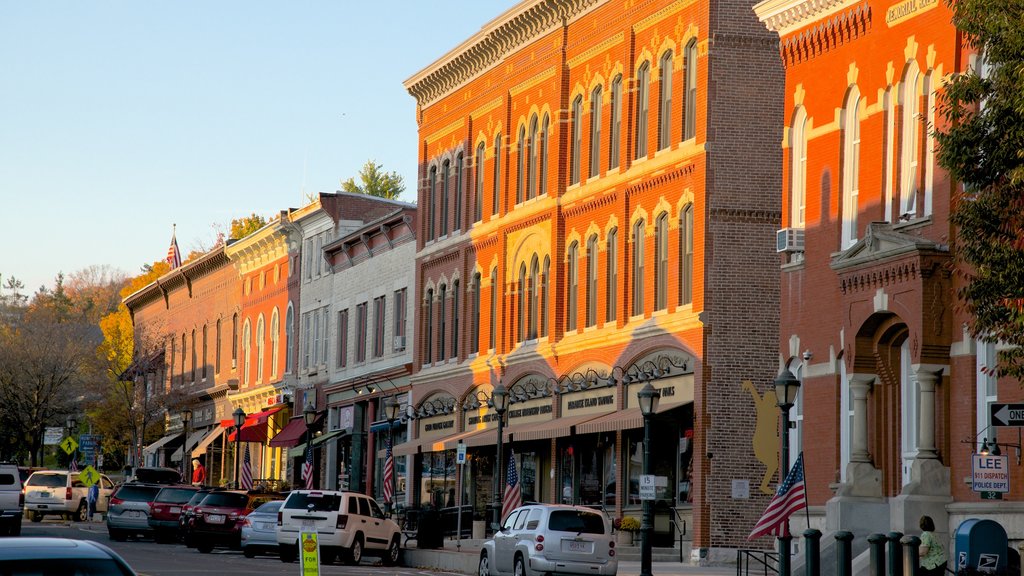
[405,0,784,555]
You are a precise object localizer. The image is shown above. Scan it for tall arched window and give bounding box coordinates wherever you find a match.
[528,115,538,200]
[516,126,525,204]
[923,71,935,217]
[425,289,434,364]
[428,166,437,240]
[201,324,208,380]
[270,307,280,378]
[493,133,502,215]
[679,206,693,305]
[541,256,550,337]
[285,304,294,373]
[683,39,697,140]
[471,272,481,353]
[791,108,807,228]
[900,62,921,218]
[655,213,669,311]
[190,329,196,382]
[658,50,673,150]
[586,235,598,327]
[606,228,618,322]
[215,318,222,374]
[570,96,583,185]
[528,256,539,340]
[489,269,498,349]
[539,115,549,196]
[567,242,579,331]
[232,313,238,369]
[438,284,447,360]
[517,265,527,343]
[632,219,645,317]
[451,279,460,359]
[256,315,265,383]
[590,86,602,178]
[242,320,252,386]
[454,153,463,231]
[441,160,450,236]
[842,88,861,249]
[635,62,650,159]
[610,76,622,169]
[475,142,485,222]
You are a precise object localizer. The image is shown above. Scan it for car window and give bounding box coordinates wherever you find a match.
[155,488,198,503]
[71,476,86,488]
[113,485,161,502]
[357,497,371,517]
[526,508,543,530]
[28,474,66,487]
[284,492,343,512]
[247,495,279,510]
[548,510,605,534]
[102,477,114,489]
[0,473,16,486]
[502,510,521,530]
[186,491,209,506]
[254,500,283,514]
[369,499,385,519]
[347,495,358,515]
[201,492,248,508]
[514,509,530,530]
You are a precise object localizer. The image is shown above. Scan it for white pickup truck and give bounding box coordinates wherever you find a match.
[0,462,23,535]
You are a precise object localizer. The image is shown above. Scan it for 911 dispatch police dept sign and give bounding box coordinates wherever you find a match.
[971,453,1009,493]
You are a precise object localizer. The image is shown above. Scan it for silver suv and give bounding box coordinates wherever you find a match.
[479,504,617,576]
[276,490,401,565]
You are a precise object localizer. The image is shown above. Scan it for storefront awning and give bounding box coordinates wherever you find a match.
[507,412,609,442]
[269,417,309,448]
[222,405,285,442]
[191,426,225,461]
[310,429,347,447]
[576,404,675,435]
[170,429,209,462]
[368,419,404,434]
[438,428,491,450]
[143,433,182,456]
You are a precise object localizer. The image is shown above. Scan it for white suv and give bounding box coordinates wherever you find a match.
[276,490,400,565]
[479,504,617,576]
[24,470,114,522]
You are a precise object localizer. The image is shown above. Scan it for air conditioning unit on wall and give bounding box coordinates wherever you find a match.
[394,335,406,350]
[777,228,805,253]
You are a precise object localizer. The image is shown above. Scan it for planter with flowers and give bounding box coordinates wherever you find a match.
[614,516,640,545]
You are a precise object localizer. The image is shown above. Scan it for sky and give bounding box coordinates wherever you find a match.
[0,1,519,295]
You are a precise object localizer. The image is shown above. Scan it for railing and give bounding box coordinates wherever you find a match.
[667,507,688,563]
[737,549,779,576]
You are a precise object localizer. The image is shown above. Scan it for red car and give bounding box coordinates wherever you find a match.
[190,491,281,553]
[147,486,199,543]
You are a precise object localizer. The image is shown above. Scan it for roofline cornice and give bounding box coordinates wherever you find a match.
[755,0,856,34]
[123,246,227,311]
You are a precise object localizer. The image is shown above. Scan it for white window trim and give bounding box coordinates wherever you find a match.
[840,360,852,482]
[899,62,920,219]
[976,340,998,450]
[791,108,808,228]
[841,89,861,249]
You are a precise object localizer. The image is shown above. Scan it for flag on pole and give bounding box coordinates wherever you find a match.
[501,449,521,522]
[382,438,394,504]
[749,452,807,539]
[301,445,314,490]
[69,459,79,473]
[167,225,182,269]
[239,444,253,490]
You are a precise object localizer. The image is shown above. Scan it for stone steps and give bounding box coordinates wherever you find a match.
[614,543,691,563]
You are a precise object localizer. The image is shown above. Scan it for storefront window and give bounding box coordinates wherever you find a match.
[420,450,456,508]
[519,452,538,503]
[626,422,679,506]
[559,448,573,504]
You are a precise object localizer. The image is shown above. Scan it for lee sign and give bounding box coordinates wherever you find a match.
[971,454,1009,493]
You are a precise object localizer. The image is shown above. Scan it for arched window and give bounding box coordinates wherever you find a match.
[658,50,673,150]
[285,304,294,373]
[215,318,222,374]
[632,219,645,316]
[567,242,579,331]
[425,289,434,364]
[606,228,618,322]
[655,213,669,311]
[169,338,176,387]
[256,315,265,383]
[900,62,921,218]
[475,142,485,222]
[635,62,650,159]
[586,235,598,327]
[790,108,807,228]
[232,313,238,369]
[529,256,539,339]
[610,76,622,169]
[242,320,252,386]
[201,324,207,380]
[528,115,538,200]
[590,86,602,178]
[190,329,196,383]
[270,307,280,378]
[438,283,447,360]
[428,166,437,240]
[471,272,481,353]
[441,160,450,236]
[541,256,550,337]
[683,39,697,140]
[923,71,935,217]
[570,96,583,185]
[517,264,527,343]
[516,126,525,204]
[539,115,549,196]
[451,279,460,359]
[679,206,693,305]
[489,269,498,349]
[842,88,861,249]
[454,152,463,231]
[493,133,502,215]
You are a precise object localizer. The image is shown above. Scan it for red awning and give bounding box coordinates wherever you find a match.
[223,406,285,443]
[268,417,309,448]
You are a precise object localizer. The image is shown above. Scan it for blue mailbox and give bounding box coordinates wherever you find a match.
[955,518,1008,573]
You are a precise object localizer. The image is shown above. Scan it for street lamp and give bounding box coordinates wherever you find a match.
[232,408,246,489]
[304,404,317,488]
[384,396,401,514]
[637,380,661,576]
[181,409,192,484]
[774,367,801,576]
[491,381,509,528]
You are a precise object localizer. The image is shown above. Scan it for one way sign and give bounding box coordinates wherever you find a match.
[991,403,1024,427]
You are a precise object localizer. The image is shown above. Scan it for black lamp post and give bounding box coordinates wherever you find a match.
[491,381,509,527]
[384,396,401,514]
[182,408,192,482]
[774,368,801,576]
[303,404,317,488]
[232,408,246,489]
[637,380,661,576]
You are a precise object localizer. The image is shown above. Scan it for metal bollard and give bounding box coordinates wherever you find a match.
[901,535,921,576]
[888,531,905,576]
[779,533,793,576]
[804,529,822,576]
[836,531,854,576]
[868,533,888,576]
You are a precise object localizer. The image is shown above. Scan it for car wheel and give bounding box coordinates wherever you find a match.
[109,528,126,542]
[514,554,526,576]
[75,501,88,522]
[479,552,490,576]
[321,550,337,565]
[384,536,400,566]
[197,543,214,554]
[346,535,363,565]
[279,544,297,563]
[11,520,21,536]
[28,512,41,523]
[243,547,256,558]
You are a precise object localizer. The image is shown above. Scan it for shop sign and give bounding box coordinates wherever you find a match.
[465,408,500,428]
[43,427,63,446]
[560,388,615,416]
[506,398,554,424]
[625,374,694,410]
[299,530,320,576]
[885,0,937,27]
[639,475,656,500]
[419,416,456,439]
[339,406,354,431]
[971,454,1009,493]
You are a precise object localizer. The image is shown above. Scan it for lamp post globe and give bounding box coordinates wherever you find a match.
[637,380,661,576]
[303,404,317,426]
[232,408,246,489]
[773,367,801,576]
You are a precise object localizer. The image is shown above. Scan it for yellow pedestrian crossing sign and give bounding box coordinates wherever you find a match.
[60,437,78,455]
[79,465,99,487]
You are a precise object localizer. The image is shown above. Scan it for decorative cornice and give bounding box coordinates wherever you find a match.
[779,5,871,67]
[566,32,624,68]
[755,0,857,35]
[404,0,605,108]
[224,217,290,275]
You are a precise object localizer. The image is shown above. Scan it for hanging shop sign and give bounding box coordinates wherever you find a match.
[625,374,694,410]
[560,388,616,416]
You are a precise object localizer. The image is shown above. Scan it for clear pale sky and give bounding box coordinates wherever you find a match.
[0,1,518,294]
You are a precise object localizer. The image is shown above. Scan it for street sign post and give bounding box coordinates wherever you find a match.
[456,443,467,465]
[299,520,319,576]
[639,474,656,501]
[60,437,79,456]
[79,465,100,487]
[44,427,63,446]
[990,403,1024,427]
[79,434,101,466]
[971,453,1009,493]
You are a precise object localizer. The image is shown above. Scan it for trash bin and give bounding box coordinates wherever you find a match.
[417,507,443,549]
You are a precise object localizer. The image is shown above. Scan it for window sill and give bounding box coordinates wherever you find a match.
[652,308,668,318]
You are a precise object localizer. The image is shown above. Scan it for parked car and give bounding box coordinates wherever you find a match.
[179,488,220,547]
[126,467,182,485]
[0,537,138,575]
[240,500,283,558]
[478,504,617,576]
[276,489,401,565]
[190,491,282,553]
[0,462,23,536]
[148,485,199,543]
[23,470,115,522]
[106,483,162,541]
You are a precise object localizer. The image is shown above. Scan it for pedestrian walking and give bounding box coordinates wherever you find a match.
[918,515,947,576]
[87,483,99,521]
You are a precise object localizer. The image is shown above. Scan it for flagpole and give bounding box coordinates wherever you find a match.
[802,451,810,529]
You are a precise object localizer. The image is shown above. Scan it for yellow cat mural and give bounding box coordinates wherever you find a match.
[743,380,779,495]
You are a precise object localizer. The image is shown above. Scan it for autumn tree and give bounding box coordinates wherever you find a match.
[230,213,268,240]
[936,0,1024,378]
[340,160,405,199]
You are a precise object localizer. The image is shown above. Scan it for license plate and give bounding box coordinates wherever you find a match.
[257,522,273,530]
[170,507,181,514]
[37,504,48,509]
[562,540,594,553]
[206,514,225,524]
[128,511,143,519]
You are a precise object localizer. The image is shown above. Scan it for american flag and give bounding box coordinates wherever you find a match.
[239,444,253,490]
[382,438,394,504]
[501,449,520,522]
[69,459,78,473]
[749,452,807,539]
[167,226,182,269]
[301,445,314,489]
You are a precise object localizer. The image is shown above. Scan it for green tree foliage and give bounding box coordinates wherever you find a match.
[936,0,1024,378]
[230,213,268,240]
[340,160,405,199]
